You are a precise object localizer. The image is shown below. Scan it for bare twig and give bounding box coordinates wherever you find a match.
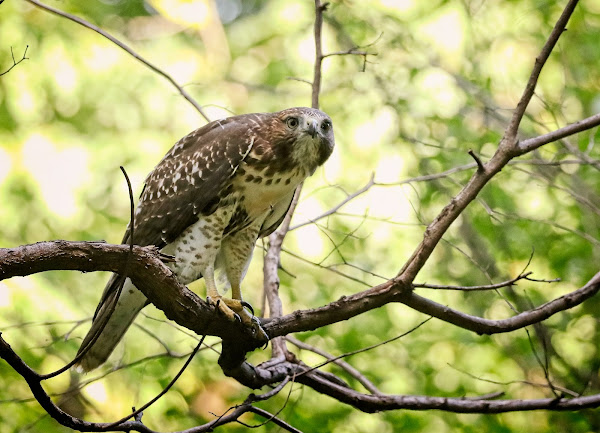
[468,149,485,172]
[503,0,579,144]
[246,406,304,433]
[39,167,136,379]
[298,318,431,378]
[0,45,29,76]
[290,175,375,231]
[286,336,382,395]
[311,0,328,109]
[24,0,209,121]
[104,334,206,429]
[414,272,559,291]
[449,363,580,398]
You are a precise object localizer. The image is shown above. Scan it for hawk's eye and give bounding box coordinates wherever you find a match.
[321,120,331,132]
[286,117,299,129]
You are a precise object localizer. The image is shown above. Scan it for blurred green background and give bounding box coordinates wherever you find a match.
[1,0,600,431]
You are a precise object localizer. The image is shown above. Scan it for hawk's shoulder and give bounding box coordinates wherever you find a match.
[125,114,264,248]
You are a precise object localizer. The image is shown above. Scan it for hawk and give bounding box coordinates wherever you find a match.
[75,107,335,371]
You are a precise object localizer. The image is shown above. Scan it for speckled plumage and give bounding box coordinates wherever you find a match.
[76,107,335,371]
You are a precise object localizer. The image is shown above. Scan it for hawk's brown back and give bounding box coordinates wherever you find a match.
[123,115,257,249]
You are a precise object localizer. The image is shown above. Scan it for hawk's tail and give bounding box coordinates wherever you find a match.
[74,277,148,372]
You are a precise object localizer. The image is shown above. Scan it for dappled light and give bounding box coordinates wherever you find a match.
[1,0,600,432]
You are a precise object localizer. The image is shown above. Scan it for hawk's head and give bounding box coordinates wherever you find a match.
[272,107,335,172]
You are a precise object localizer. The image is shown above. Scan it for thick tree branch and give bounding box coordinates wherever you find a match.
[3,241,598,346]
[208,355,600,414]
[395,0,580,285]
[265,270,600,338]
[299,369,600,413]
[0,241,265,367]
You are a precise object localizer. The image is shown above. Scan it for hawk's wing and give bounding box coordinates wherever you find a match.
[258,190,295,238]
[91,116,254,319]
[124,116,254,249]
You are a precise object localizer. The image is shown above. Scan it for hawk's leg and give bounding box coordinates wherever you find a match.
[219,284,268,342]
[220,224,269,342]
[165,211,242,323]
[204,265,243,322]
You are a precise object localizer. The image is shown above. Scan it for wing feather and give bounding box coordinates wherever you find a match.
[93,116,257,316]
[122,116,256,249]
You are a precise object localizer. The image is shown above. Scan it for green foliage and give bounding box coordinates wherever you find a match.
[2,0,600,432]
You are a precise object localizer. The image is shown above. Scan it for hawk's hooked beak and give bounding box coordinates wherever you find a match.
[306,118,318,138]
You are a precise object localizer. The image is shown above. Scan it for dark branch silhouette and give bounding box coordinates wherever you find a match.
[0,45,29,76]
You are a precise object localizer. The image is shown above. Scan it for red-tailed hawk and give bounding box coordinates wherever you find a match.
[76,107,335,371]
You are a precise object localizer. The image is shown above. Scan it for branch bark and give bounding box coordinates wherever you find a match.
[0,241,265,368]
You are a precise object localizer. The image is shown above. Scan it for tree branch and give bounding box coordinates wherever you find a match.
[264,270,600,337]
[518,112,600,154]
[24,0,209,122]
[311,0,327,109]
[395,0,580,285]
[413,271,559,291]
[0,45,29,76]
[0,241,265,367]
[502,0,579,144]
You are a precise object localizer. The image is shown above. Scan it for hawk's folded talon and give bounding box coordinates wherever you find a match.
[241,300,254,316]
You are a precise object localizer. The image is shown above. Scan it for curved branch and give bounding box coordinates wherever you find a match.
[265,270,600,338]
[24,0,210,122]
[0,336,156,432]
[518,112,600,154]
[299,369,600,413]
[4,241,599,345]
[0,241,266,364]
[219,356,600,414]
[401,272,600,335]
